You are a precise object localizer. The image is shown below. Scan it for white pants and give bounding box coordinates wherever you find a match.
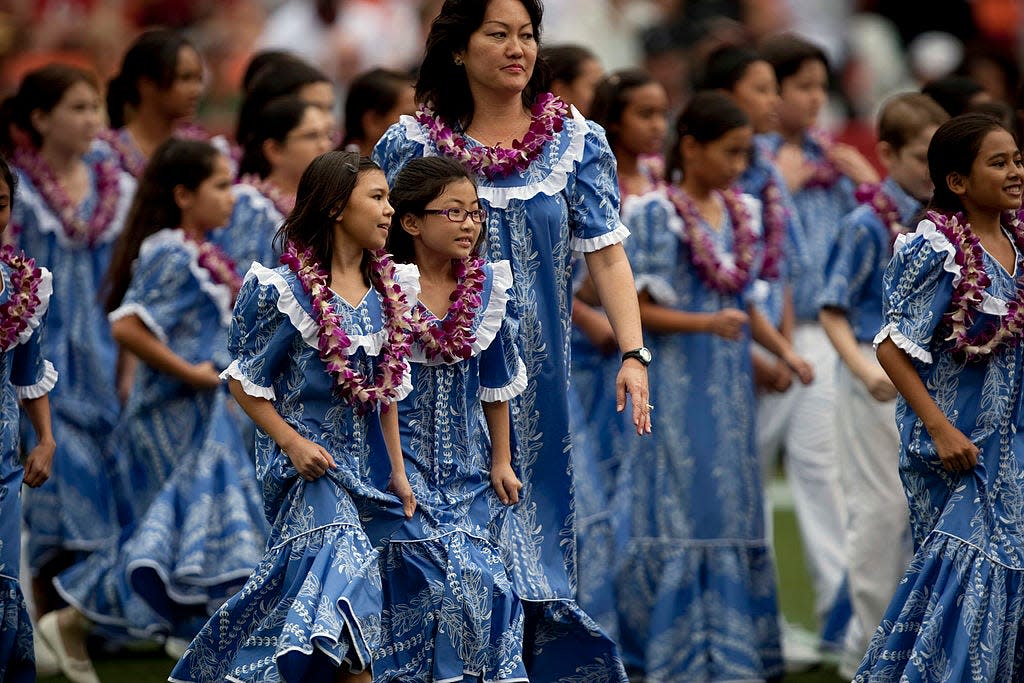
[835,344,912,676]
[757,323,847,623]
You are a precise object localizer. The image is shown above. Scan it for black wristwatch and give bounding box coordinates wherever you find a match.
[621,346,652,367]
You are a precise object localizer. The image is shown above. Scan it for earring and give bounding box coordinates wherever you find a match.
[454,56,464,66]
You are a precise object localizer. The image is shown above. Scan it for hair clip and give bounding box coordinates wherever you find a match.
[343,162,358,173]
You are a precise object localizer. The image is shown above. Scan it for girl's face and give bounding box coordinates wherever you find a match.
[34,80,103,156]
[684,125,754,190]
[269,106,335,182]
[731,61,779,134]
[958,128,1023,212]
[459,0,538,100]
[0,178,10,231]
[883,126,936,203]
[363,84,415,150]
[180,155,235,232]
[155,46,204,120]
[336,169,394,251]
[553,58,604,117]
[776,59,827,134]
[614,82,669,157]
[405,178,482,261]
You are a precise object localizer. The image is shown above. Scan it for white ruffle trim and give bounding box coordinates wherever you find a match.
[138,229,234,327]
[393,360,413,402]
[220,360,275,401]
[570,222,630,253]
[902,219,1010,316]
[14,171,134,248]
[479,356,527,403]
[108,303,168,343]
[245,263,395,356]
[635,274,678,306]
[405,106,588,211]
[393,262,422,310]
[748,278,771,306]
[873,322,933,364]
[409,260,513,365]
[15,360,58,399]
[10,267,53,349]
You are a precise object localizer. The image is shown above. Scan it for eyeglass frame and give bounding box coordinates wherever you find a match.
[422,207,488,223]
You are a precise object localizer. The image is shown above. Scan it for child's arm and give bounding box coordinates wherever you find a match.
[572,298,617,354]
[876,338,978,471]
[819,307,896,401]
[639,291,748,338]
[112,314,221,388]
[228,378,337,481]
[21,393,55,488]
[483,399,521,505]
[747,305,814,384]
[380,405,416,518]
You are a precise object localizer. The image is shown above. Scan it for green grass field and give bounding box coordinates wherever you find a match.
[39,478,846,682]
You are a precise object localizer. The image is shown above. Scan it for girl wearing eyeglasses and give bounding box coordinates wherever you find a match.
[375,155,528,678]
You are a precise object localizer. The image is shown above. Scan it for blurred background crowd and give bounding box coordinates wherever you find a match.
[1,0,1020,154]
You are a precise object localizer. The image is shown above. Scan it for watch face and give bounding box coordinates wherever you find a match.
[638,347,652,363]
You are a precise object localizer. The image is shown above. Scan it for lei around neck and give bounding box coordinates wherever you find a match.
[0,245,44,351]
[410,257,487,363]
[281,241,412,413]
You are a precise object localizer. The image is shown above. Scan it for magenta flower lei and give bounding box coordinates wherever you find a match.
[801,129,840,190]
[239,174,296,218]
[98,128,147,179]
[855,182,905,247]
[930,209,1024,359]
[411,257,486,363]
[281,241,412,413]
[183,233,243,303]
[668,185,760,295]
[416,93,568,180]
[758,175,787,280]
[0,245,43,351]
[13,146,122,246]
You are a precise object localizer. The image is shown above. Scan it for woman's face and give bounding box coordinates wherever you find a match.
[156,46,204,120]
[458,0,538,101]
[730,61,779,134]
[269,106,335,184]
[34,80,103,156]
[336,169,395,251]
[958,128,1023,213]
[614,82,669,157]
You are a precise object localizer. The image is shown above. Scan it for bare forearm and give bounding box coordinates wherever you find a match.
[750,306,794,359]
[482,400,512,466]
[22,394,55,447]
[228,379,302,450]
[820,307,875,380]
[380,406,406,474]
[876,339,947,432]
[112,315,198,384]
[584,244,644,352]
[640,300,715,334]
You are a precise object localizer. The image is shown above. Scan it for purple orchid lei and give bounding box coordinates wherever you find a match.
[14,146,122,246]
[758,175,787,280]
[239,174,296,218]
[183,233,243,303]
[667,184,760,295]
[0,245,43,351]
[98,128,147,179]
[855,182,905,248]
[415,93,569,180]
[281,240,412,413]
[410,256,486,363]
[802,129,841,190]
[930,209,1024,359]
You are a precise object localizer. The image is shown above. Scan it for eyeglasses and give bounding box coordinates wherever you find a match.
[286,129,336,143]
[423,207,487,223]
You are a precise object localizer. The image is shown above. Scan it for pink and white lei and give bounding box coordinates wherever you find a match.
[183,233,243,303]
[855,182,905,247]
[281,241,412,412]
[415,93,568,180]
[238,174,295,218]
[0,245,43,351]
[930,209,1024,359]
[411,257,486,363]
[758,175,787,280]
[13,146,122,246]
[668,185,760,295]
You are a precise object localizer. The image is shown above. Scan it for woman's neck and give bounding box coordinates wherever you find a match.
[414,245,456,286]
[38,142,82,177]
[780,125,806,147]
[681,174,714,203]
[965,204,1003,239]
[331,240,366,278]
[465,90,530,144]
[126,107,176,158]
[179,218,206,241]
[263,170,299,197]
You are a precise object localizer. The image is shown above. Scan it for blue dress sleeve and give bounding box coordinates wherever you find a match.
[818,211,879,313]
[224,268,299,401]
[623,193,680,306]
[111,245,201,343]
[373,119,426,186]
[11,310,58,400]
[874,224,957,364]
[568,121,629,252]
[476,261,525,402]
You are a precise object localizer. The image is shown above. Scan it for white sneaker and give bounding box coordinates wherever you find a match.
[33,629,60,677]
[781,619,822,673]
[164,637,189,660]
[36,611,100,683]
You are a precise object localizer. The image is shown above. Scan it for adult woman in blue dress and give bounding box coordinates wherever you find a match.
[374,0,650,679]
